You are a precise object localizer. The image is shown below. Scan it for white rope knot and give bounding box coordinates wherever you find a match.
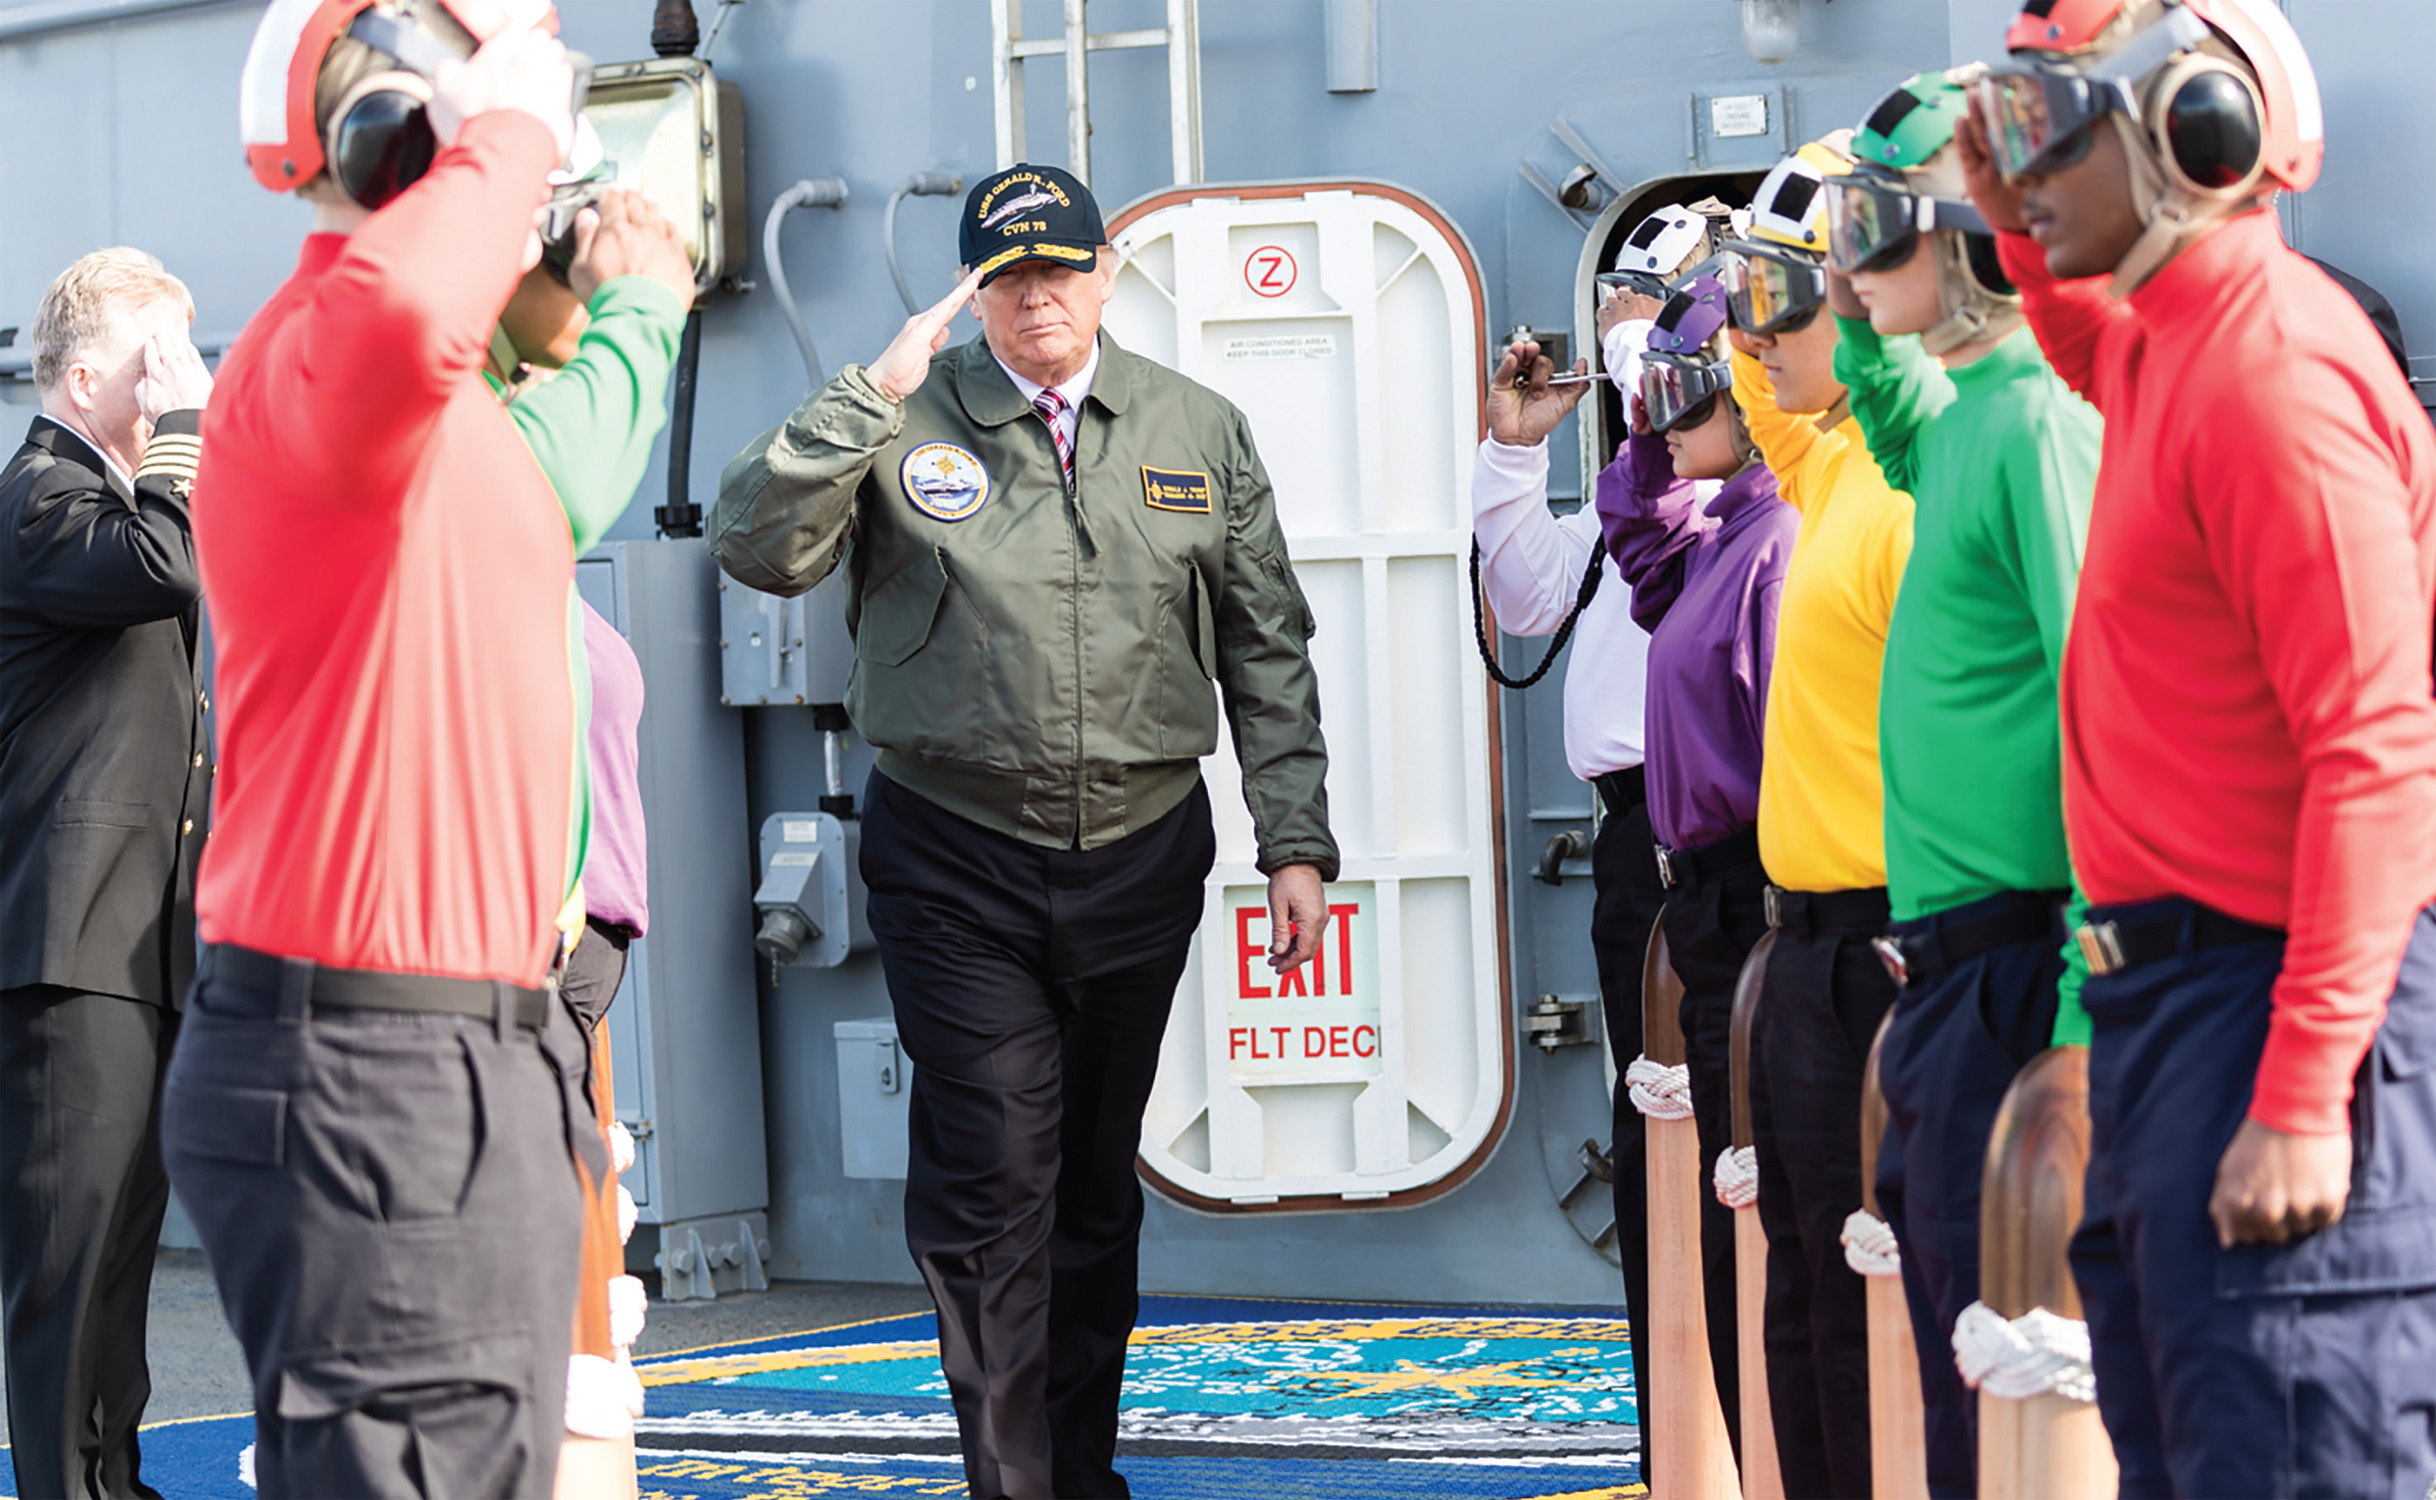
[564,1351,647,1439]
[1840,1208,1902,1278]
[1714,1145,1758,1209]
[1952,1300,2097,1404]
[1625,1055,1695,1120]
[608,1274,650,1351]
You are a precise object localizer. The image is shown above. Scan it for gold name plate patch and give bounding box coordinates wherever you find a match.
[1142,466,1213,513]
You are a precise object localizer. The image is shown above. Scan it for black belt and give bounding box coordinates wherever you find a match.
[1873,889,2066,990]
[1593,765,1647,821]
[198,943,552,1031]
[2074,899,2284,978]
[1764,884,1891,936]
[1656,825,1761,890]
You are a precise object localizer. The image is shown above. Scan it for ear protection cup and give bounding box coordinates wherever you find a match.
[2146,53,2266,196]
[1962,231,2014,296]
[326,67,436,210]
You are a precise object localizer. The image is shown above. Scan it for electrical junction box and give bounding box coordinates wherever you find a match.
[833,1017,912,1179]
[582,56,747,292]
[754,810,872,969]
[718,571,853,707]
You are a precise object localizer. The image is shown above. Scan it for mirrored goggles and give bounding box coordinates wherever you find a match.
[1825,177,1994,274]
[1640,352,1733,435]
[1718,241,1825,336]
[1972,10,2207,181]
[1970,65,2128,181]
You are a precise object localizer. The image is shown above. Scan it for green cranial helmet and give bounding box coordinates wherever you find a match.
[1853,67,1978,184]
[1830,66,2023,356]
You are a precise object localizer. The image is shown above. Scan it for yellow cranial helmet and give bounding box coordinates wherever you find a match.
[1743,130,1857,255]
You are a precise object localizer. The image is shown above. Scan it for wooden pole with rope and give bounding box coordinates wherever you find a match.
[1725,932,1784,1500]
[1643,919,1740,1499]
[1859,1012,1929,1500]
[1976,1047,2117,1500]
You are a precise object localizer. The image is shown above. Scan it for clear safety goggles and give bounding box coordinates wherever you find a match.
[1639,351,1733,435]
[1597,268,1675,303]
[1825,177,1993,274]
[1717,242,1825,336]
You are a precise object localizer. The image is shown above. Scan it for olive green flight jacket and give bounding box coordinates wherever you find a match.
[710,333,1337,879]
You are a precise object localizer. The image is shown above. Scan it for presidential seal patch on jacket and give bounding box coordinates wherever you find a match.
[901,443,992,521]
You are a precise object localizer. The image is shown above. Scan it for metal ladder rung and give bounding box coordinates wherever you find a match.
[1009,27,1169,58]
[992,0,1202,188]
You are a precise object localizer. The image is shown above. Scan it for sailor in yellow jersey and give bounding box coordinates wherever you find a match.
[1717,132,1915,1500]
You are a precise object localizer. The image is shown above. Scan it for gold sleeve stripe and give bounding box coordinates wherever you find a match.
[134,434,202,482]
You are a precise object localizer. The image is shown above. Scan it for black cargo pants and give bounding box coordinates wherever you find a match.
[161,950,587,1498]
[860,769,1216,1500]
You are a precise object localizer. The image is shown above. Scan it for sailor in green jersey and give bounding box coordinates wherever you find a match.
[1821,69,2102,1498]
[480,185,695,1467]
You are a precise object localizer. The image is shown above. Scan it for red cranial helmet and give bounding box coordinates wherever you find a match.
[240,0,560,203]
[1992,0,2320,194]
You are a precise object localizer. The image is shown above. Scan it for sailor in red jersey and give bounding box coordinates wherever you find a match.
[1967,3,2436,1493]
[160,3,598,1494]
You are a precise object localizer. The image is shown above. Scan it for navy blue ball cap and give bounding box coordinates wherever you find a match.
[959,164,1107,286]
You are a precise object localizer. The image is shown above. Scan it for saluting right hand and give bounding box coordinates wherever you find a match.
[868,270,984,403]
[1955,111,2029,237]
[137,332,213,420]
[569,188,698,310]
[429,21,575,160]
[1487,337,1587,449]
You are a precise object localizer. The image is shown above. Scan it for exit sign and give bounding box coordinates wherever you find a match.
[1224,881,1381,1084]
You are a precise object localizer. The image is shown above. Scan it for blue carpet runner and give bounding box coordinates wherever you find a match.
[7,1295,1644,1498]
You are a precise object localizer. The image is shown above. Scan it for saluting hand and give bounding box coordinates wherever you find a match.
[569,188,697,310]
[1487,337,1588,449]
[868,270,984,403]
[137,331,212,420]
[1955,111,2029,237]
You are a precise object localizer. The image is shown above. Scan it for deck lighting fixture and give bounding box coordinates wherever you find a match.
[1740,0,1804,64]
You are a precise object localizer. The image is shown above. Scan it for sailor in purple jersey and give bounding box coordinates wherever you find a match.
[1599,425,1794,856]
[1595,271,1798,1457]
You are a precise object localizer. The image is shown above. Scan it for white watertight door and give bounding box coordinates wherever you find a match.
[1106,182,1511,1210]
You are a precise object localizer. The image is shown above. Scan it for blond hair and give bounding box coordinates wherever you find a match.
[29,248,194,395]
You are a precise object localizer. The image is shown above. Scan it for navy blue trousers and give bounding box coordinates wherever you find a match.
[1873,895,2063,1500]
[2072,900,2436,1500]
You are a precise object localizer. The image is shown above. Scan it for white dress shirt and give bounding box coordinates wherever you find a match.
[994,341,1100,456]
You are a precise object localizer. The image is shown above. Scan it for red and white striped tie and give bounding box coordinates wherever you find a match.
[1033,387,1074,483]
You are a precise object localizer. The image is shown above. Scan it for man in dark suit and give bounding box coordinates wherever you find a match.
[0,247,213,1499]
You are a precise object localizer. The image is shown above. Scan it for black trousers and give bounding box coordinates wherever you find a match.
[0,987,174,1500]
[162,955,586,1499]
[1749,887,1894,1500]
[860,770,1216,1500]
[1588,789,1667,1479]
[1655,838,1769,1466]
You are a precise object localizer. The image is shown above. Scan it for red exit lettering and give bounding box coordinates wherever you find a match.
[1237,901,1367,999]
